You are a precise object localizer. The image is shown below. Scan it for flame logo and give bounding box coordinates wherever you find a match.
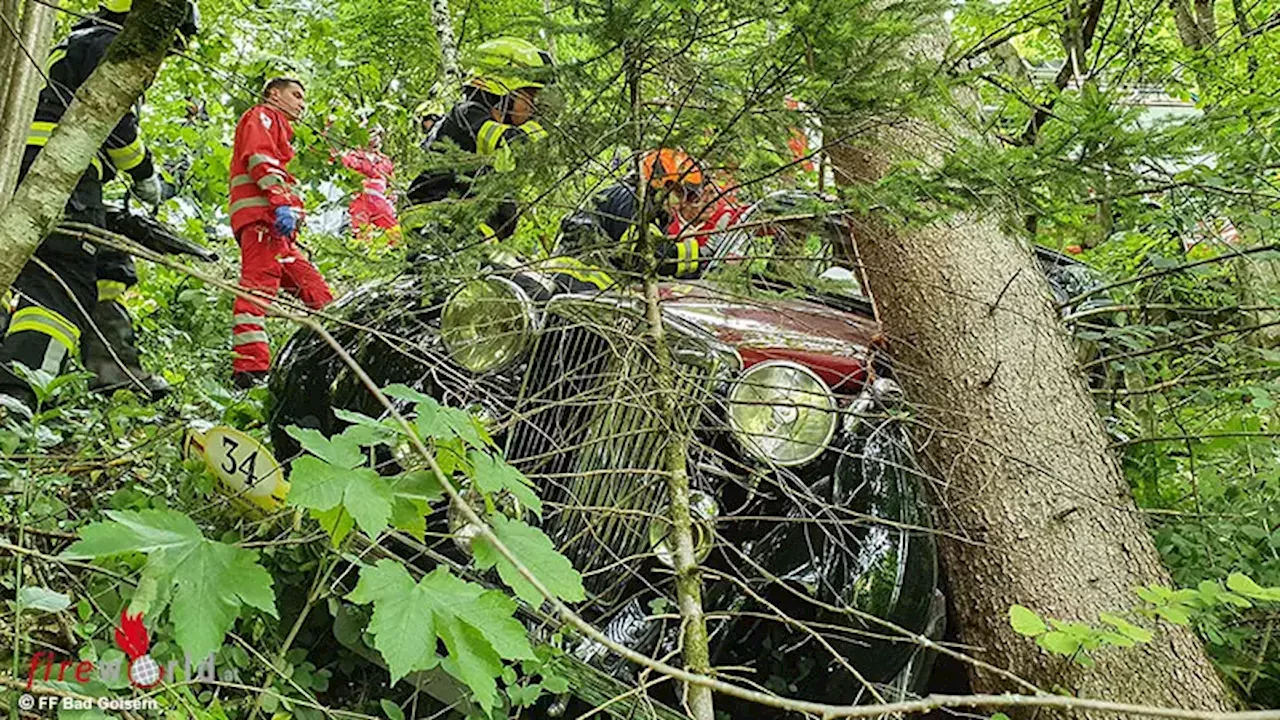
[113,609,150,660]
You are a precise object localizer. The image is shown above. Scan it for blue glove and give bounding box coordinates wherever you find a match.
[274,206,301,237]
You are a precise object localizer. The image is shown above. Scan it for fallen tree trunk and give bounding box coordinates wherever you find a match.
[0,0,184,294]
[824,13,1238,714]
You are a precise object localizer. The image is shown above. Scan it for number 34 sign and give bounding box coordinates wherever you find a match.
[184,425,290,512]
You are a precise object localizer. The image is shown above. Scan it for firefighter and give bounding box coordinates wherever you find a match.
[557,148,708,282]
[227,77,334,389]
[0,0,199,413]
[402,37,554,244]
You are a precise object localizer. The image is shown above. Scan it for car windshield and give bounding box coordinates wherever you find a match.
[701,191,868,301]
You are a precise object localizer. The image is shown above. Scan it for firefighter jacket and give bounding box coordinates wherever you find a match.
[559,180,703,279]
[404,98,546,240]
[229,104,303,237]
[21,11,158,213]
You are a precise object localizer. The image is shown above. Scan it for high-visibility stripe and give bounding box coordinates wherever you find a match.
[26,122,103,178]
[230,197,271,214]
[8,306,80,352]
[674,237,699,276]
[230,174,255,188]
[257,174,285,189]
[233,313,264,326]
[45,48,66,74]
[248,154,280,170]
[476,121,509,156]
[540,257,615,290]
[97,280,127,302]
[232,330,269,346]
[522,121,548,142]
[106,139,147,171]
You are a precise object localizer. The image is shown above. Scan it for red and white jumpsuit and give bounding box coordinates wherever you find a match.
[340,148,400,243]
[228,104,334,374]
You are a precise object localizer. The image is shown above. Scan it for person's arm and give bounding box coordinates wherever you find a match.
[475,119,548,172]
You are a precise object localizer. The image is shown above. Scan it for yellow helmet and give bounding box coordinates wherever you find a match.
[463,37,554,96]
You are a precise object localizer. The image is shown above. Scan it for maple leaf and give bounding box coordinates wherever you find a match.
[347,560,534,710]
[472,515,585,606]
[61,509,277,661]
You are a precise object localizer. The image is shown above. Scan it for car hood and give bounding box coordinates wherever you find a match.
[657,280,882,392]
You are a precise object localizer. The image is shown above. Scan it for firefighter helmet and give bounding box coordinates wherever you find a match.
[640,148,704,196]
[463,37,554,96]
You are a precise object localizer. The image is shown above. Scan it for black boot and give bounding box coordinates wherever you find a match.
[81,300,172,401]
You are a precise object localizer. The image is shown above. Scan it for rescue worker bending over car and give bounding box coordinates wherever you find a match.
[556,148,709,284]
[403,37,553,244]
[0,0,198,413]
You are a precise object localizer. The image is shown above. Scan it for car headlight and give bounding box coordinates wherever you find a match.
[727,360,836,467]
[440,277,537,373]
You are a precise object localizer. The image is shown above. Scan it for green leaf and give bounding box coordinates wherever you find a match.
[312,506,355,547]
[288,458,394,538]
[285,426,364,468]
[61,509,277,660]
[472,516,586,606]
[1036,631,1080,656]
[1009,605,1047,636]
[18,586,71,613]
[383,384,434,405]
[1098,613,1154,643]
[348,560,534,710]
[1226,573,1280,602]
[1154,605,1191,625]
[469,450,542,518]
[414,398,487,448]
[379,699,406,720]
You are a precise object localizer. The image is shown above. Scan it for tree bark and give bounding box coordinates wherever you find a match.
[428,0,459,88]
[0,0,58,200]
[0,0,184,295]
[824,15,1238,715]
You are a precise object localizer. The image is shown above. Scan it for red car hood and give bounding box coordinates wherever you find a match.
[657,281,882,392]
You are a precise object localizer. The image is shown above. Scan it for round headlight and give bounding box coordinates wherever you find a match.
[727,360,837,467]
[440,277,536,373]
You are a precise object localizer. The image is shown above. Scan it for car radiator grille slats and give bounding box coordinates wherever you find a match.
[505,304,712,602]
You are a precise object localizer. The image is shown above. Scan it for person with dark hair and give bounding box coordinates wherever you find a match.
[402,37,554,243]
[0,0,199,412]
[226,76,333,389]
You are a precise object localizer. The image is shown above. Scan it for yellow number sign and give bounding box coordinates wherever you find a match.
[185,425,289,512]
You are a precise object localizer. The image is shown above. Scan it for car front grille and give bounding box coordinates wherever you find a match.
[504,297,725,603]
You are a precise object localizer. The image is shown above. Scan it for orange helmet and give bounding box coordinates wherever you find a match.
[640,149,704,196]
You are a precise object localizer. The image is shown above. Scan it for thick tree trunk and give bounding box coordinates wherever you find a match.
[824,16,1237,714]
[0,0,58,200]
[0,0,184,294]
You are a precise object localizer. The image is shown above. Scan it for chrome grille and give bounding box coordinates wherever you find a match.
[505,298,719,602]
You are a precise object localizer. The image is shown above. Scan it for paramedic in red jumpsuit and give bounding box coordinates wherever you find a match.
[227,78,334,388]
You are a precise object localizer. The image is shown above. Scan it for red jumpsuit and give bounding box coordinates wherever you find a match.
[228,104,334,374]
[340,148,400,243]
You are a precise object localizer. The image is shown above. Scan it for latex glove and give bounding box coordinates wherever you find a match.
[273,206,303,238]
[133,174,165,203]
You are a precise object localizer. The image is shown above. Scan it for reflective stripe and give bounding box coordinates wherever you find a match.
[106,139,147,171]
[26,121,55,144]
[674,237,699,277]
[540,257,615,290]
[97,280,127,302]
[44,48,66,74]
[230,197,272,214]
[476,121,509,156]
[233,313,264,326]
[522,121,547,142]
[8,306,80,352]
[257,174,285,189]
[232,330,269,346]
[230,174,255,188]
[248,153,280,170]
